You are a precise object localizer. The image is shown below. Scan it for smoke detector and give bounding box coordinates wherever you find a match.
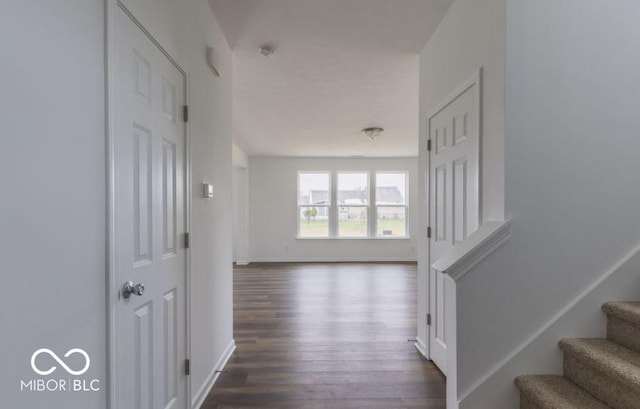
[259,45,276,57]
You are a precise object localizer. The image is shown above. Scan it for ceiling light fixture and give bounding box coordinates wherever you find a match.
[259,45,276,57]
[361,127,384,140]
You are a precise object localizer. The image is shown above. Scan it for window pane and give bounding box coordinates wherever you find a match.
[299,173,330,205]
[377,207,406,237]
[299,206,329,237]
[338,173,368,205]
[376,173,406,205]
[338,206,368,237]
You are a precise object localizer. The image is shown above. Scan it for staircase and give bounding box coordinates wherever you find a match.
[516,301,640,409]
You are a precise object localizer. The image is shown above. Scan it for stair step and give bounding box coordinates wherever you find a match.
[559,338,640,409]
[515,375,609,409]
[602,301,640,325]
[602,301,640,354]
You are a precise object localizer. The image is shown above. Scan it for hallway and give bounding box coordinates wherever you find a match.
[202,263,445,408]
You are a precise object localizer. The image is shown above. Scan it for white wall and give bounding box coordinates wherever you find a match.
[249,157,419,262]
[417,0,506,372]
[0,1,234,408]
[233,144,250,265]
[0,1,106,407]
[232,143,249,168]
[116,0,235,405]
[456,1,640,407]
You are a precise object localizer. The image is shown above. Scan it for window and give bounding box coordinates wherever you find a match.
[298,172,330,237]
[337,172,368,237]
[297,170,408,239]
[375,172,408,237]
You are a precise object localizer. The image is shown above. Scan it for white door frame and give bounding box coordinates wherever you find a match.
[105,1,192,407]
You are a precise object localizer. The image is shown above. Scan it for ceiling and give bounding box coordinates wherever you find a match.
[208,0,453,157]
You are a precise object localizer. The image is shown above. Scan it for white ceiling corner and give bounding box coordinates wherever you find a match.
[208,0,453,157]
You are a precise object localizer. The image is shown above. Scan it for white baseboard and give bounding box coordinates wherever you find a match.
[414,337,428,359]
[234,260,250,266]
[459,242,640,409]
[191,339,236,409]
[249,257,418,263]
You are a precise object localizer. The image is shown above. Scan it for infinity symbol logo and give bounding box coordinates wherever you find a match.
[30,349,91,376]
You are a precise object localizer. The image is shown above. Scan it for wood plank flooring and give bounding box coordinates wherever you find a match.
[201,263,445,409]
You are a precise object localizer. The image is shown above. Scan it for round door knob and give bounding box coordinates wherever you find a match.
[122,281,145,298]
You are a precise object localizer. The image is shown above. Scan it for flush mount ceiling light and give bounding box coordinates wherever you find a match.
[259,45,276,57]
[361,127,384,140]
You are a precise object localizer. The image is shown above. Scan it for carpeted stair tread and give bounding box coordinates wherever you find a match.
[515,375,610,409]
[559,338,640,388]
[602,301,640,325]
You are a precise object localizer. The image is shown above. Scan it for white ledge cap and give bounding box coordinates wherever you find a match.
[431,218,512,281]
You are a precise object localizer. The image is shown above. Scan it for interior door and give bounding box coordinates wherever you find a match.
[113,6,187,409]
[428,79,480,375]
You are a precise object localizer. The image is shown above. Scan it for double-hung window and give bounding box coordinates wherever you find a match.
[337,172,369,237]
[298,172,331,238]
[375,172,408,238]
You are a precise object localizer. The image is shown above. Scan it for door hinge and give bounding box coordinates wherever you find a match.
[427,139,432,152]
[427,313,432,326]
[183,105,189,123]
[185,359,190,376]
[184,232,190,249]
[427,227,432,239]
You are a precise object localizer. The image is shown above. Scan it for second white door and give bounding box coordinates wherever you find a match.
[112,5,188,409]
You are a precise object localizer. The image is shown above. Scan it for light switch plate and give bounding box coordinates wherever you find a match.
[203,183,214,198]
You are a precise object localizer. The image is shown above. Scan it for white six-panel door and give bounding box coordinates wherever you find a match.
[113,6,187,409]
[428,75,480,375]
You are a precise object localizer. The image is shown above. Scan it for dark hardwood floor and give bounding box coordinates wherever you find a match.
[201,262,445,409]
